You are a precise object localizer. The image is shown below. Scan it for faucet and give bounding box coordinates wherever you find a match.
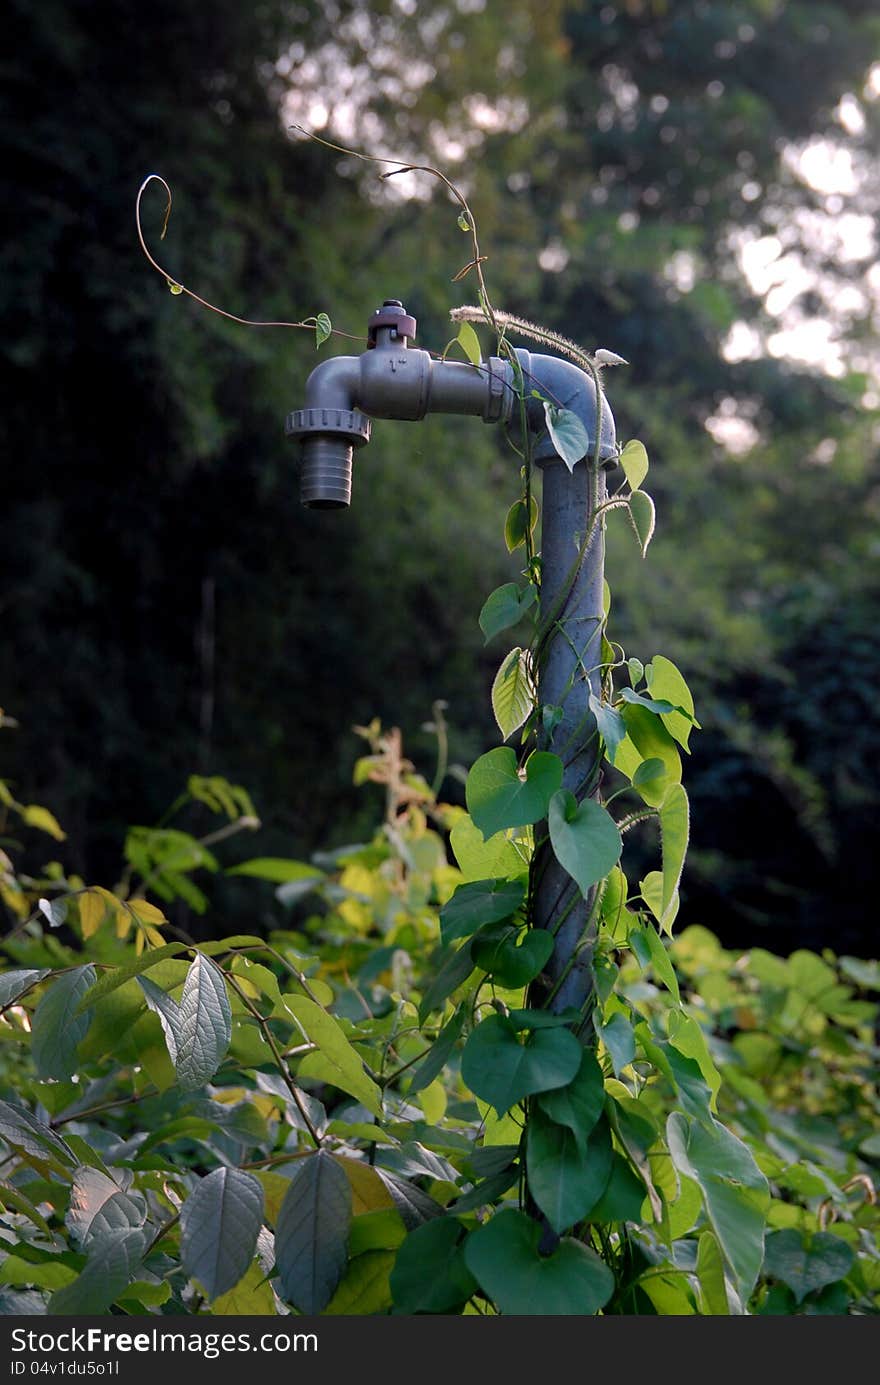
[287,298,618,1015]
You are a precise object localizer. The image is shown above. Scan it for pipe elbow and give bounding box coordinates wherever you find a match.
[303,354,361,412]
[514,349,617,467]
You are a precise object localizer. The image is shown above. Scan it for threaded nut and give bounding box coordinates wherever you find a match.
[285,406,372,446]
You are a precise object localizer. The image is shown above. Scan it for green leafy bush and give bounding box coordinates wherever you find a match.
[1,724,877,1316]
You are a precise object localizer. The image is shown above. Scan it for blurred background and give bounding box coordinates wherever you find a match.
[2,0,878,954]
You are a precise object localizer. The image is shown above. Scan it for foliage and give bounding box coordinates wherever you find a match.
[1,733,878,1315]
[3,0,880,956]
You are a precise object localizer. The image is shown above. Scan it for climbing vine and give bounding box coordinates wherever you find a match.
[0,147,877,1317]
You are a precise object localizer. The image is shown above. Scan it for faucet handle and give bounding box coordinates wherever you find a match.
[367,299,417,349]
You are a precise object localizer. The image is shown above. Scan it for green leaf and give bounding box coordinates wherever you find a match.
[179,1167,264,1301]
[478,583,536,644]
[78,1189,147,1254]
[466,748,562,841]
[640,870,679,931]
[175,952,232,1090]
[456,320,482,366]
[618,687,678,715]
[457,210,471,232]
[628,490,656,556]
[418,942,475,1022]
[464,1208,614,1315]
[615,703,682,805]
[449,814,524,882]
[589,692,626,764]
[137,974,182,1063]
[630,922,680,1003]
[0,968,50,1009]
[276,1149,352,1314]
[226,857,325,884]
[324,1249,395,1315]
[0,1098,76,1166]
[696,1230,729,1315]
[284,996,381,1114]
[763,1230,855,1305]
[0,1256,78,1291]
[67,1167,144,1250]
[536,1049,605,1154]
[390,1217,478,1313]
[461,1014,582,1115]
[645,655,700,751]
[375,1171,444,1230]
[31,966,96,1080]
[632,757,668,798]
[440,877,524,945]
[595,1012,635,1076]
[667,1111,769,1302]
[627,656,644,685]
[491,647,534,740]
[78,943,191,1011]
[526,1109,613,1234]
[658,783,689,932]
[314,312,331,348]
[619,439,649,490]
[471,926,553,988]
[211,1259,276,1315]
[548,790,622,898]
[584,1153,647,1224]
[504,496,538,553]
[543,403,590,472]
[407,1006,466,1094]
[667,1010,722,1110]
[167,279,183,295]
[48,1229,148,1315]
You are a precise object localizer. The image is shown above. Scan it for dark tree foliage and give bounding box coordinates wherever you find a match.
[2,0,878,951]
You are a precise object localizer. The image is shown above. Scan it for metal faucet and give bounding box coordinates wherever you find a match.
[287,299,619,1014]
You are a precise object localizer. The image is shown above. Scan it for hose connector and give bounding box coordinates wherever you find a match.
[285,405,372,509]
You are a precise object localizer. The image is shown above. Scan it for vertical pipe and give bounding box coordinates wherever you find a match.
[533,456,607,1018]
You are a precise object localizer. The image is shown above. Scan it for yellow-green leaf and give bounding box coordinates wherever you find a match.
[285,997,381,1116]
[21,805,66,841]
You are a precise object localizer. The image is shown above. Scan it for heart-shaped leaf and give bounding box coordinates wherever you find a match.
[390,1217,478,1313]
[537,1049,605,1153]
[479,583,537,644]
[619,439,649,490]
[628,490,655,556]
[504,496,538,553]
[548,791,622,898]
[543,403,591,472]
[471,927,554,988]
[449,814,524,882]
[763,1230,855,1305]
[463,1208,614,1315]
[461,1014,582,1115]
[589,692,626,764]
[646,654,700,751]
[466,748,563,841]
[526,1109,614,1233]
[440,878,525,945]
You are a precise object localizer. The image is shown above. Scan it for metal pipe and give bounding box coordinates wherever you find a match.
[287,305,617,1016]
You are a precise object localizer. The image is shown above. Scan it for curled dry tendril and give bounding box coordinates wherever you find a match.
[135,173,362,342]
